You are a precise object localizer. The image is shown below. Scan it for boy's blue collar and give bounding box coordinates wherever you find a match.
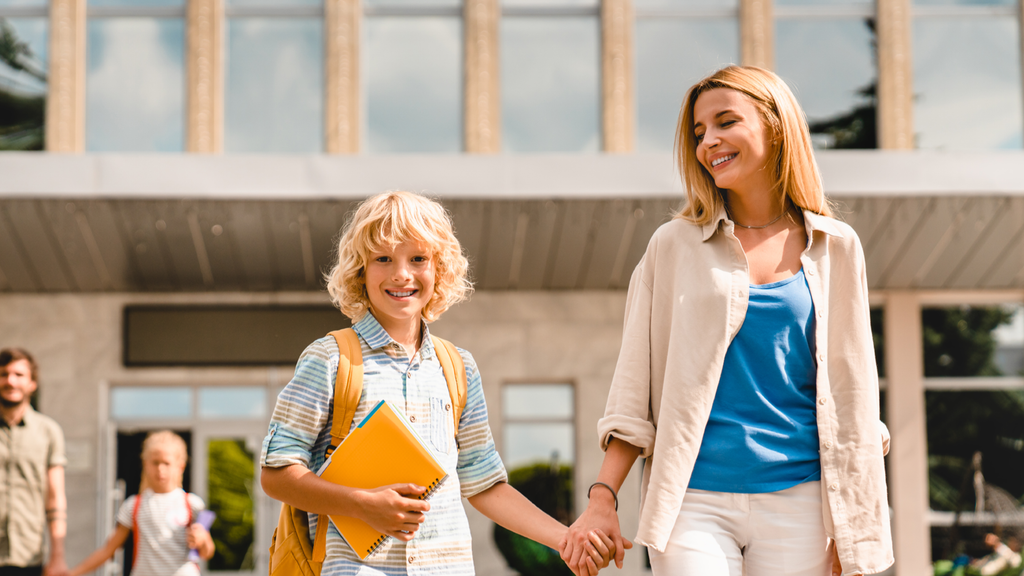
[352,312,434,357]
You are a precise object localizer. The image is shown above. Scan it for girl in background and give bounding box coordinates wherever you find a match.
[70,431,214,576]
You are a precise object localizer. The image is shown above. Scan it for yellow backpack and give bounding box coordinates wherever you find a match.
[266,328,468,576]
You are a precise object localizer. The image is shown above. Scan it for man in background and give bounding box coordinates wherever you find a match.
[0,348,67,576]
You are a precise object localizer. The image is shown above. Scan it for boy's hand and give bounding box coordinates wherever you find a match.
[354,483,431,541]
[558,529,616,576]
[585,530,616,570]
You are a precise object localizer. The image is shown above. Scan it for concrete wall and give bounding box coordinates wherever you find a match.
[0,290,648,576]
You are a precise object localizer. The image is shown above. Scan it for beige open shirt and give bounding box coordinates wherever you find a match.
[597,209,895,575]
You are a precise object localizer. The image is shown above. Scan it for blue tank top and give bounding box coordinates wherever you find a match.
[688,268,821,493]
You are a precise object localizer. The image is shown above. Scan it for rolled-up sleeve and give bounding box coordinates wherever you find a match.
[454,349,507,498]
[261,338,334,469]
[597,254,658,457]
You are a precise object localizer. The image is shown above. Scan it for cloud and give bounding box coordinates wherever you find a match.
[85,18,184,151]
[501,17,600,152]
[365,16,461,153]
[225,18,323,153]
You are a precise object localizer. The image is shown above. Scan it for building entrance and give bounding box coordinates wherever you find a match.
[105,385,274,576]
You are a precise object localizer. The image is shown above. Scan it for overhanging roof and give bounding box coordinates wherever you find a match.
[0,151,1022,293]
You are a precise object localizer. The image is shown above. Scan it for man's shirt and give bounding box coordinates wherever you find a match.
[0,407,67,567]
[261,313,507,576]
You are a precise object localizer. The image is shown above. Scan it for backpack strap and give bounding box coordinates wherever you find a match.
[431,336,467,435]
[328,328,364,455]
[309,328,364,563]
[132,493,142,570]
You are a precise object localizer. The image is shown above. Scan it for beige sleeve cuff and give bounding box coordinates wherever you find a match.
[597,414,656,458]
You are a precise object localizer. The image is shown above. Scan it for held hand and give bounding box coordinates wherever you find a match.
[353,483,430,541]
[560,494,632,576]
[43,559,68,576]
[585,530,616,571]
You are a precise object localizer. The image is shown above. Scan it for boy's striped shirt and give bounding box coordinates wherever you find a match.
[260,313,507,576]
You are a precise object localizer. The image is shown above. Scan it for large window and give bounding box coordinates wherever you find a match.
[634,0,738,151]
[913,0,1023,150]
[497,382,576,573]
[501,0,600,152]
[775,0,877,149]
[86,0,185,151]
[0,1,47,151]
[922,305,1024,562]
[225,0,323,152]
[364,1,462,152]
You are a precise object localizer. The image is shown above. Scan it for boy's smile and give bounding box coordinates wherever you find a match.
[364,241,436,348]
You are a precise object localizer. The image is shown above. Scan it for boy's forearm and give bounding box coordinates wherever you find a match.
[261,464,363,516]
[467,482,566,549]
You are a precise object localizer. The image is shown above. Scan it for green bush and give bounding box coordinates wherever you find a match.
[493,463,573,576]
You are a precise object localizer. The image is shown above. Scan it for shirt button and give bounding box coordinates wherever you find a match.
[445,403,451,411]
[818,397,827,406]
[409,556,416,564]
[807,269,816,276]
[409,416,417,423]
[830,483,840,491]
[817,310,824,318]
[818,354,825,363]
[824,441,833,450]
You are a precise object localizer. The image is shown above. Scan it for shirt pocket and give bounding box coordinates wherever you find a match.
[429,396,453,454]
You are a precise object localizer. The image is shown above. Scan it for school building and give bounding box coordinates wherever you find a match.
[1,1,1023,575]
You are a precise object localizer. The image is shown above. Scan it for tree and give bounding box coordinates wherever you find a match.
[920,306,1024,559]
[806,19,878,150]
[0,18,46,150]
[493,463,574,576]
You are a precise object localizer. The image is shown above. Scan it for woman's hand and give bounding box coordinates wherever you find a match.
[559,490,632,576]
[352,483,430,541]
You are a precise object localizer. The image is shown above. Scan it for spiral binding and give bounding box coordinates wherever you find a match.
[363,474,449,558]
[420,477,442,500]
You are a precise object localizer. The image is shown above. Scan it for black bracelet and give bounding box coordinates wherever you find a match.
[587,481,618,511]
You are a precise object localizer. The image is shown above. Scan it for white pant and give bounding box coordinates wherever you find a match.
[648,481,831,576]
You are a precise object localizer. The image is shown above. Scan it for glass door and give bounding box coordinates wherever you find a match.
[192,423,267,576]
[106,384,274,576]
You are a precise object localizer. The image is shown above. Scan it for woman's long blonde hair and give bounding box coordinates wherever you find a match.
[325,191,472,323]
[138,430,188,493]
[674,65,831,225]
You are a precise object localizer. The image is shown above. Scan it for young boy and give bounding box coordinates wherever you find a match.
[260,191,611,576]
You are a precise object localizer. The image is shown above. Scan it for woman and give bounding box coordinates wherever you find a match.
[560,66,894,576]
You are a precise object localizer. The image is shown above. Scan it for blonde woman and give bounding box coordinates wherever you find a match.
[560,66,894,576]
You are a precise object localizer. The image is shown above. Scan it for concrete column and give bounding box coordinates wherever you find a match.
[325,0,360,154]
[45,0,85,152]
[740,0,772,69]
[186,0,223,153]
[1019,0,1024,137]
[464,0,500,153]
[601,0,633,152]
[877,0,914,149]
[884,293,932,576]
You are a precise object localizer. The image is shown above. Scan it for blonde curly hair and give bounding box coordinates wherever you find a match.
[326,191,472,323]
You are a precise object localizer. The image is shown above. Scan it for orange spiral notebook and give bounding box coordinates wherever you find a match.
[315,400,449,559]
